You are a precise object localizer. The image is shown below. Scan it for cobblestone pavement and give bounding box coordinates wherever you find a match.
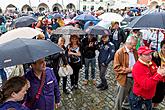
[58,62,165,110]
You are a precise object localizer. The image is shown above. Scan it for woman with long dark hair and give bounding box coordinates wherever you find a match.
[67,35,82,90]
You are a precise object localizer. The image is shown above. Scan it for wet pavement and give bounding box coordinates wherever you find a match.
[58,62,165,110]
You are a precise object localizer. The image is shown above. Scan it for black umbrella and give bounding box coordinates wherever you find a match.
[85,26,111,35]
[53,25,86,35]
[11,16,37,28]
[0,38,63,68]
[127,12,165,29]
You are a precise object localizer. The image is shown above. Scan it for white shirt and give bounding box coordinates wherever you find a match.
[113,30,118,40]
[125,46,136,77]
[149,31,164,51]
[140,29,151,41]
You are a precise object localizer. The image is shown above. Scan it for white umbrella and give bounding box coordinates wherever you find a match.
[96,20,112,29]
[0,27,42,44]
[98,12,124,22]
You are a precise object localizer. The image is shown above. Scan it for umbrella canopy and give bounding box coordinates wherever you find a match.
[85,26,111,35]
[130,8,139,12]
[11,16,37,28]
[96,20,112,29]
[127,12,165,29]
[53,25,86,35]
[84,21,99,30]
[98,12,124,22]
[74,14,98,21]
[122,16,137,23]
[53,13,63,19]
[0,38,63,68]
[48,15,53,19]
[0,15,6,23]
[0,27,42,44]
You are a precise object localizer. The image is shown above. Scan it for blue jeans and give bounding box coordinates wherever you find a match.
[0,69,7,85]
[84,58,96,80]
[129,91,152,110]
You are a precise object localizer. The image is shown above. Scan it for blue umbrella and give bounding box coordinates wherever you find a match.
[0,38,63,68]
[130,8,139,12]
[48,15,53,19]
[53,13,63,19]
[84,21,99,30]
[74,14,98,21]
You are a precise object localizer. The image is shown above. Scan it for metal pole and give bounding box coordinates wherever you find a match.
[156,6,160,51]
[78,0,80,11]
[157,30,159,51]
[29,0,31,7]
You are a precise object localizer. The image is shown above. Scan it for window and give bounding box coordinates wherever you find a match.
[100,0,103,2]
[91,6,94,11]
[83,5,86,11]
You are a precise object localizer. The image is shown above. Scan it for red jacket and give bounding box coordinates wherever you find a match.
[132,59,164,100]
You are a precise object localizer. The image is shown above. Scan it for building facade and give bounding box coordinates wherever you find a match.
[0,0,113,13]
[138,0,165,8]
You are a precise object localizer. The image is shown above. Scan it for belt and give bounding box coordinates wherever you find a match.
[133,93,151,101]
[127,77,133,79]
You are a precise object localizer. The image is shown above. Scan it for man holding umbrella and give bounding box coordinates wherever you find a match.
[25,58,61,110]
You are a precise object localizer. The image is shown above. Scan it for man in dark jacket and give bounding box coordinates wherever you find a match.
[81,34,98,85]
[97,35,115,90]
[110,22,126,52]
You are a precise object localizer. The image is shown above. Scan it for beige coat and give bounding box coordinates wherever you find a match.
[113,46,138,86]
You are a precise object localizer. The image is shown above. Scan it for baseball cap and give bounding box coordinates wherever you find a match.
[137,46,154,55]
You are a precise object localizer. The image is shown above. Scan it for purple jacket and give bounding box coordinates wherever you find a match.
[25,67,60,110]
[0,101,30,110]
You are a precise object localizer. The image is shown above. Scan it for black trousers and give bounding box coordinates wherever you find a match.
[69,62,81,86]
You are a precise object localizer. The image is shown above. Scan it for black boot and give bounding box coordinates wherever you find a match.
[63,89,70,94]
[96,83,103,89]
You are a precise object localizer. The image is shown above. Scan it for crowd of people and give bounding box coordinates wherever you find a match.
[0,7,164,110]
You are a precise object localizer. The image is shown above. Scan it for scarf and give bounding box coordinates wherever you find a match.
[159,50,165,67]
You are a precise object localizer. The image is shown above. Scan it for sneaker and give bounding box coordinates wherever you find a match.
[71,86,74,91]
[83,80,88,85]
[99,86,108,91]
[63,89,70,94]
[74,85,78,90]
[96,84,103,89]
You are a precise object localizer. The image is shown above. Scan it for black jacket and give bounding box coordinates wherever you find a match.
[81,37,98,59]
[110,28,126,43]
